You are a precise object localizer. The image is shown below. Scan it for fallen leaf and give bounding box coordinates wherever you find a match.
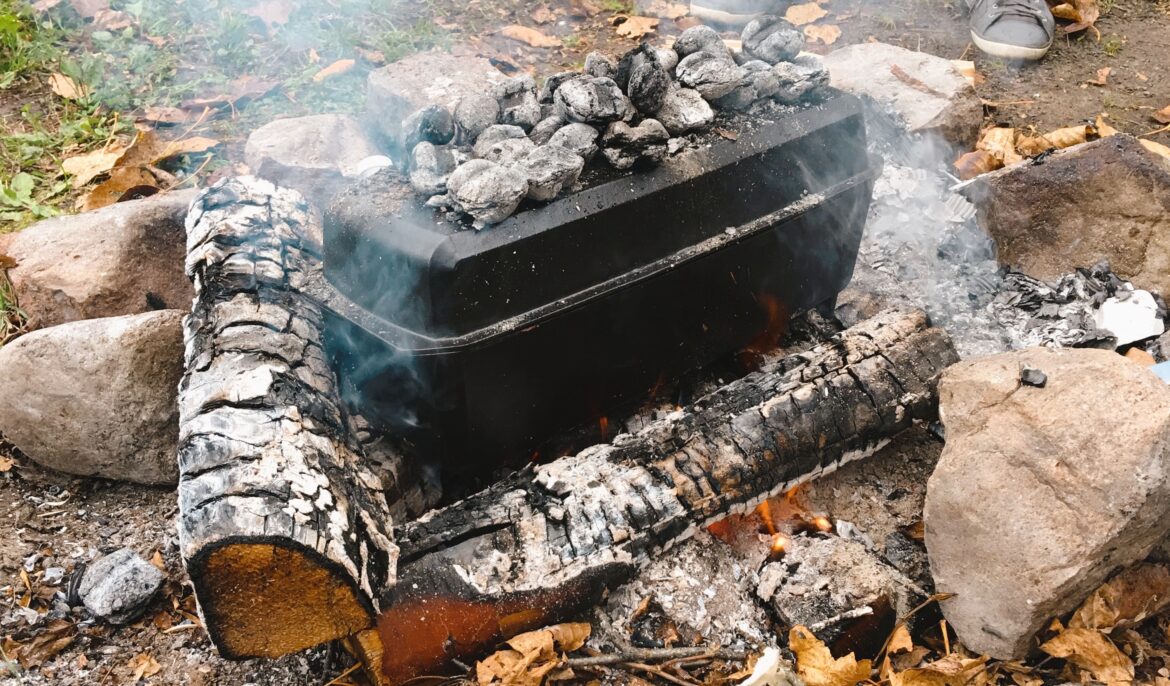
[1071,563,1170,631]
[150,550,166,571]
[78,166,157,211]
[785,2,828,26]
[355,47,386,64]
[954,150,1003,180]
[546,623,590,652]
[477,624,591,686]
[888,625,914,655]
[158,136,220,160]
[531,5,556,23]
[244,0,294,29]
[950,60,984,88]
[49,72,88,100]
[91,8,133,30]
[15,620,74,668]
[804,24,841,45]
[0,455,15,472]
[1153,105,1170,125]
[645,0,689,19]
[891,647,933,672]
[889,654,989,686]
[62,142,131,187]
[501,24,561,48]
[180,76,280,111]
[68,0,106,19]
[1085,66,1111,86]
[139,105,190,125]
[1047,0,1100,33]
[977,127,1025,166]
[614,15,659,39]
[1015,122,1097,156]
[1041,627,1133,684]
[128,653,162,680]
[789,625,872,686]
[312,58,355,82]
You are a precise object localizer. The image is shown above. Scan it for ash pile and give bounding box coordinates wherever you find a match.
[389,19,829,228]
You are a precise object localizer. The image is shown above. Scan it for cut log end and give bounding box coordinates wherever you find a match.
[192,541,374,659]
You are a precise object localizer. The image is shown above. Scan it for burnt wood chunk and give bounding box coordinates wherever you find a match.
[179,176,409,660]
[368,309,958,683]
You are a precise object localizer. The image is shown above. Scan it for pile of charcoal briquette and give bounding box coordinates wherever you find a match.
[401,19,830,228]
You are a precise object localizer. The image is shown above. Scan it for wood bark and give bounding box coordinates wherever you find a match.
[364,308,958,683]
[178,176,430,659]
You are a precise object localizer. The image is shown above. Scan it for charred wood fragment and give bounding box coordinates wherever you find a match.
[178,176,422,659]
[369,309,959,682]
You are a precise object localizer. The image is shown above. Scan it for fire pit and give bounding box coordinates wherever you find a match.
[315,90,878,466]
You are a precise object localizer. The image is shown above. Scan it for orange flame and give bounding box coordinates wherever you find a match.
[756,500,777,535]
[599,416,609,441]
[770,533,789,555]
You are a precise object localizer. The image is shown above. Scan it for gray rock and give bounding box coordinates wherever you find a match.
[674,25,734,61]
[78,548,164,624]
[584,51,616,78]
[548,122,601,161]
[366,52,506,149]
[494,74,542,131]
[515,146,585,201]
[773,54,830,104]
[0,311,184,484]
[401,105,456,151]
[655,87,715,135]
[741,16,804,64]
[529,115,566,146]
[245,114,381,208]
[3,191,196,330]
[601,119,669,170]
[714,59,779,110]
[445,159,529,227]
[654,47,679,72]
[409,142,458,195]
[676,52,746,100]
[555,76,633,125]
[453,92,502,142]
[479,137,537,166]
[539,71,582,104]
[925,347,1170,659]
[615,44,672,114]
[472,124,528,158]
[823,42,982,147]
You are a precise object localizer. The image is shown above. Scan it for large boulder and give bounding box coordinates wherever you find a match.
[823,42,981,148]
[0,310,184,485]
[963,135,1170,295]
[244,114,381,209]
[925,348,1170,659]
[366,51,506,152]
[2,191,195,330]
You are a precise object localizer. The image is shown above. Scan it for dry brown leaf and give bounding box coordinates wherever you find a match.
[892,647,933,672]
[1015,124,1091,156]
[645,0,689,19]
[128,653,162,680]
[78,167,157,211]
[0,455,15,472]
[977,127,1024,166]
[62,142,130,187]
[954,150,1003,180]
[1086,66,1111,86]
[91,8,133,30]
[614,15,659,39]
[139,105,190,125]
[149,550,166,571]
[531,5,556,23]
[158,136,220,160]
[1071,563,1170,631]
[888,654,988,686]
[1153,105,1170,125]
[888,625,914,655]
[786,2,828,26]
[180,76,280,111]
[477,624,589,686]
[804,24,841,45]
[546,623,590,652]
[790,625,872,686]
[49,72,88,100]
[1041,627,1133,684]
[1047,0,1100,33]
[312,58,355,82]
[501,24,561,47]
[1141,139,1170,162]
[15,620,74,668]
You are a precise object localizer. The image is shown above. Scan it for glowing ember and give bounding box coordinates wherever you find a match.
[812,515,832,532]
[770,533,789,555]
[599,416,609,441]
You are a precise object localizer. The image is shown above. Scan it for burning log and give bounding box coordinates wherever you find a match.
[178,177,422,659]
[365,308,959,683]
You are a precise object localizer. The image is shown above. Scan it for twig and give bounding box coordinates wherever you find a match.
[807,606,874,632]
[568,647,746,668]
[625,661,703,686]
[323,662,362,686]
[162,622,201,634]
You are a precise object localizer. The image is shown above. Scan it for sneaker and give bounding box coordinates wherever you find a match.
[967,0,1055,60]
[689,0,786,27]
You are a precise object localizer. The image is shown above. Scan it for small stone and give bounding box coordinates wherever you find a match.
[676,52,746,101]
[454,92,501,142]
[714,60,779,110]
[1019,367,1047,387]
[655,87,715,135]
[583,51,616,78]
[548,123,601,161]
[539,71,582,104]
[515,146,585,202]
[773,54,830,104]
[472,124,529,158]
[742,16,804,64]
[78,548,165,624]
[615,44,672,114]
[529,115,566,146]
[601,119,669,170]
[445,159,530,227]
[667,137,688,155]
[409,142,457,196]
[493,74,542,131]
[555,76,633,125]
[674,25,734,61]
[654,47,679,72]
[401,104,456,151]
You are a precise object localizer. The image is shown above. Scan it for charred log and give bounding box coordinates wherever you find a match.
[178,177,423,659]
[367,308,958,682]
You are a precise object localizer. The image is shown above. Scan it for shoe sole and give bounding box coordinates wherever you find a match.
[970,30,1051,60]
[689,4,763,26]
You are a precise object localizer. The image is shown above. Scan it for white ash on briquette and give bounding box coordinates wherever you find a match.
[383,19,828,229]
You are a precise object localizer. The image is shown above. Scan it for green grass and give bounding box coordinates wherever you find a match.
[600,0,635,13]
[0,270,24,346]
[1101,33,1125,56]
